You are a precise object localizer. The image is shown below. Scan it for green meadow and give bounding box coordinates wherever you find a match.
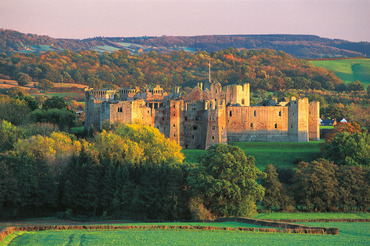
[310,58,370,87]
[254,213,370,220]
[2,222,369,246]
[182,141,322,170]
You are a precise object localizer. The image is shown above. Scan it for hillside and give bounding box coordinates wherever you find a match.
[1,29,369,59]
[0,48,343,91]
[310,58,370,87]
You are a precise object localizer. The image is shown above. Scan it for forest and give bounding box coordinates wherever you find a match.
[0,48,344,91]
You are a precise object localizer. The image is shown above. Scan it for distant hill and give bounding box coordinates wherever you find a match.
[310,58,370,87]
[1,29,369,59]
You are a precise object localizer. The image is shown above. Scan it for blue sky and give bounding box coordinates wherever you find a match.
[0,0,369,42]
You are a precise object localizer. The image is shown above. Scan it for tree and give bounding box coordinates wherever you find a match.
[324,122,362,143]
[7,87,29,98]
[0,120,24,152]
[38,79,54,91]
[42,96,67,110]
[293,159,339,211]
[322,132,369,168]
[16,72,31,86]
[336,166,370,211]
[188,144,265,217]
[347,80,364,92]
[115,124,184,164]
[261,164,290,211]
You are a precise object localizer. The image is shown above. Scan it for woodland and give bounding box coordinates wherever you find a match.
[0,47,369,220]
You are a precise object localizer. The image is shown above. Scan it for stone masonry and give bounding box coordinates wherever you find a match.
[85,82,320,149]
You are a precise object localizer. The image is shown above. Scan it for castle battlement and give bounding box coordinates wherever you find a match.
[85,83,319,149]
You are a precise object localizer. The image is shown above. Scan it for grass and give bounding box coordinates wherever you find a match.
[2,222,369,246]
[310,58,370,87]
[320,126,334,129]
[71,126,85,134]
[254,213,370,220]
[183,141,323,170]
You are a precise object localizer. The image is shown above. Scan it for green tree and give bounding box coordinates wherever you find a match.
[38,79,54,91]
[322,132,369,168]
[0,120,24,152]
[347,80,364,92]
[261,164,290,211]
[42,96,67,110]
[16,72,31,86]
[293,159,338,211]
[188,144,265,217]
[336,166,370,211]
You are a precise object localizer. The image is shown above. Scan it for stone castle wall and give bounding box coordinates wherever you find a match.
[85,83,320,149]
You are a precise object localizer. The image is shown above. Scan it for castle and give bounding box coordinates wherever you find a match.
[85,80,320,149]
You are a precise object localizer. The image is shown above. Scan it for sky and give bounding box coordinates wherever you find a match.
[0,0,369,42]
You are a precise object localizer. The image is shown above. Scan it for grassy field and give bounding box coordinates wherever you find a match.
[2,222,369,246]
[182,141,322,170]
[310,58,370,87]
[254,213,370,220]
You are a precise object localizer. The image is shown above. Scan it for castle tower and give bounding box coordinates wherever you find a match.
[308,101,320,141]
[225,83,250,106]
[169,100,181,145]
[288,98,309,142]
[205,99,227,149]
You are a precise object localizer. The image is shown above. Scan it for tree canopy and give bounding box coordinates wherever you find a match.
[188,144,265,217]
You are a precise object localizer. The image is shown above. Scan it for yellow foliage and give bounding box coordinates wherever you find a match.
[115,124,184,164]
[92,130,144,164]
[12,132,82,171]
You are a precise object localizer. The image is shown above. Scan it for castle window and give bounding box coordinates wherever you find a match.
[173,124,176,127]
[212,136,214,140]
[250,123,253,128]
[216,89,218,93]
[254,110,256,117]
[279,111,282,116]
[196,116,201,121]
[148,110,150,113]
[193,125,198,130]
[242,99,245,105]
[162,117,164,120]
[192,135,195,139]
[185,116,188,121]
[291,125,293,128]
[212,126,215,130]
[173,113,176,116]
[185,145,188,149]
[174,134,176,137]
[275,123,278,129]
[173,105,176,108]
[229,111,232,117]
[293,113,295,116]
[212,117,215,121]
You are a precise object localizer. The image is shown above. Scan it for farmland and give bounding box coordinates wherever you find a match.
[1,221,368,246]
[310,58,370,87]
[182,141,322,170]
[254,213,370,220]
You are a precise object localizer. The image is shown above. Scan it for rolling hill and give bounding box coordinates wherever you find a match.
[310,58,370,87]
[1,29,369,59]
